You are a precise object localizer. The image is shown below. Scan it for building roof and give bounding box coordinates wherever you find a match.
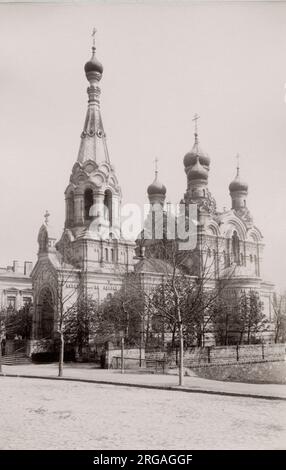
[134,257,178,275]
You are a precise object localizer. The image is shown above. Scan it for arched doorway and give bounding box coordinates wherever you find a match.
[37,288,54,339]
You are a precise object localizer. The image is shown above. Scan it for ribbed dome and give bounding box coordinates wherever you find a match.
[84,47,103,79]
[183,134,210,168]
[188,157,208,181]
[229,171,248,192]
[147,176,167,196]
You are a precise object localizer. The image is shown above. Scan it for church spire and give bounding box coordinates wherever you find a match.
[147,158,166,206]
[77,29,110,165]
[229,154,248,210]
[183,114,210,169]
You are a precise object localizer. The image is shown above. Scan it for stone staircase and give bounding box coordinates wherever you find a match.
[1,351,31,366]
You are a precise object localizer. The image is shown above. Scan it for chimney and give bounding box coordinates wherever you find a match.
[13,260,20,273]
[24,261,33,276]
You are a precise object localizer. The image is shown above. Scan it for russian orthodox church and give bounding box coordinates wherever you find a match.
[31,41,274,345]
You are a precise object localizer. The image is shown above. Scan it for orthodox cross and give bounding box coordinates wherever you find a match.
[92,27,97,48]
[236,153,240,174]
[154,157,158,178]
[192,113,200,134]
[44,210,50,225]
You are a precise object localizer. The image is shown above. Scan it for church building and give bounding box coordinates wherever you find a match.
[31,40,274,346]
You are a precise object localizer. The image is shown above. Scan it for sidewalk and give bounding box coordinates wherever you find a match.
[1,363,286,400]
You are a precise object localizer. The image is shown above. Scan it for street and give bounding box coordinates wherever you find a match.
[0,377,285,449]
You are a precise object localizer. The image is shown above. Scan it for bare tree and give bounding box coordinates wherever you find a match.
[272,293,286,343]
[236,290,268,344]
[144,234,232,386]
[98,272,145,347]
[54,269,82,377]
[64,295,100,358]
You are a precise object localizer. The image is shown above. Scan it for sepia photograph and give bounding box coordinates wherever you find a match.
[0,0,285,462]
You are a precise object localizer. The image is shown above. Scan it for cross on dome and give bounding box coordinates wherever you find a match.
[92,27,97,50]
[44,210,50,225]
[154,157,159,178]
[236,153,240,175]
[192,113,200,136]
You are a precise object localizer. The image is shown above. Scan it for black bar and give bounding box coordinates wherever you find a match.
[0,450,284,468]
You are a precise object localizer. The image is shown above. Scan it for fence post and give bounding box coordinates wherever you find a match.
[262,342,265,360]
[236,344,239,362]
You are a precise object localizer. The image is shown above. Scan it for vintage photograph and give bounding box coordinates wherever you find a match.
[0,0,285,455]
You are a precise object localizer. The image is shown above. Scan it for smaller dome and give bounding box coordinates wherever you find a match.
[147,176,166,196]
[188,157,208,181]
[84,47,103,78]
[183,134,210,168]
[229,171,248,192]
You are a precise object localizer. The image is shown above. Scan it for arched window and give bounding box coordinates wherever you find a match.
[104,190,113,226]
[84,188,93,220]
[68,192,74,224]
[232,230,240,264]
[223,250,227,267]
[254,255,258,275]
[105,248,108,261]
[111,248,115,262]
[240,253,244,266]
[212,249,217,276]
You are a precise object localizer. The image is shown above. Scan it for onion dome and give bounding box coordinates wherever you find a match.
[183,133,210,168]
[147,175,167,196]
[188,155,208,181]
[147,159,166,196]
[229,168,248,192]
[84,46,103,82]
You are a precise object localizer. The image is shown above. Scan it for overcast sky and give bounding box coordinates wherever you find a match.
[0,1,285,290]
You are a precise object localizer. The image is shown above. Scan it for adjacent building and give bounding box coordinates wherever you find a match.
[0,261,33,311]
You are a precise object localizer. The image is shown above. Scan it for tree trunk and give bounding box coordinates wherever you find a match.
[275,321,280,344]
[201,322,205,348]
[178,321,184,386]
[0,340,2,374]
[247,325,251,344]
[225,316,228,346]
[58,332,64,377]
[239,329,244,345]
[171,324,176,348]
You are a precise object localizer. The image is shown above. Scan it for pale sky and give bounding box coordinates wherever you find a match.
[0,1,286,290]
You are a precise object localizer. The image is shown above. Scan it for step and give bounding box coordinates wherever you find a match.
[1,353,31,365]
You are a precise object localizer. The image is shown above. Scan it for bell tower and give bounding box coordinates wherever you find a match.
[57,32,135,273]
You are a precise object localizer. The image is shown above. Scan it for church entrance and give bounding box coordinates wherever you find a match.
[37,287,54,339]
